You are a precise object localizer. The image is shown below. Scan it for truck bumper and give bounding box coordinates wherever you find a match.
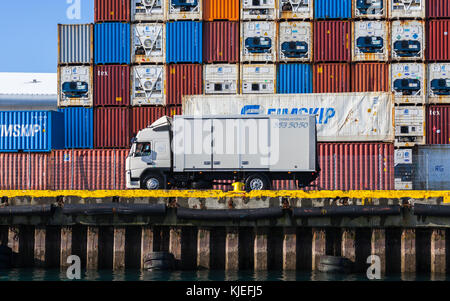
[126,170,141,189]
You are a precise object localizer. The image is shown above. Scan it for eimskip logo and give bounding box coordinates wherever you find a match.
[0,125,42,137]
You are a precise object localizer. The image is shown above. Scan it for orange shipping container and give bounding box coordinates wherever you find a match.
[0,153,49,190]
[314,63,351,93]
[203,0,240,21]
[351,63,389,92]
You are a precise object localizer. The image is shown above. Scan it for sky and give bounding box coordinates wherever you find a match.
[0,0,94,73]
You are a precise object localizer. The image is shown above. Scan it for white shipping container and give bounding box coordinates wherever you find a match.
[58,66,93,107]
[132,66,166,106]
[204,64,239,95]
[389,0,425,19]
[279,0,314,20]
[353,0,386,19]
[391,20,425,61]
[278,21,312,62]
[182,92,394,142]
[241,0,276,20]
[240,64,276,94]
[428,63,450,104]
[132,23,165,64]
[352,21,389,62]
[394,106,425,147]
[132,0,166,21]
[391,63,426,104]
[241,22,277,62]
[166,0,202,20]
[394,148,413,190]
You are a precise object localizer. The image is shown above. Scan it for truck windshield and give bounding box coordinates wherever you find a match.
[135,142,152,157]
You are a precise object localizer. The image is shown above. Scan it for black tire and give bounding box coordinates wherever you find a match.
[144,259,174,271]
[319,255,353,266]
[141,173,165,190]
[318,256,354,274]
[245,173,271,192]
[318,263,351,274]
[144,252,175,262]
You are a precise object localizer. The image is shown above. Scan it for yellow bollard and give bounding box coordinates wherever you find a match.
[232,182,245,192]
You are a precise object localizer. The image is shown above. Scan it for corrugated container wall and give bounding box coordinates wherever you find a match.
[203,0,240,21]
[95,0,130,22]
[314,0,351,19]
[131,107,166,136]
[167,64,202,105]
[94,107,130,149]
[166,21,203,63]
[427,105,450,145]
[314,21,351,62]
[59,107,94,149]
[203,21,239,63]
[166,105,182,118]
[277,64,313,94]
[0,111,64,152]
[413,146,450,190]
[351,63,389,92]
[427,0,450,18]
[427,20,450,62]
[94,65,130,106]
[313,63,351,93]
[58,24,93,65]
[0,153,49,190]
[94,23,131,65]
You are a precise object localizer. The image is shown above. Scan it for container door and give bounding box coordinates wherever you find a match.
[239,118,270,170]
[212,119,240,170]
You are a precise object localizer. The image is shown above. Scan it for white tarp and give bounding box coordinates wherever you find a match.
[182,92,394,142]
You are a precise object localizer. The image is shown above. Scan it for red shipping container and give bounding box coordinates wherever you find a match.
[95,0,130,22]
[167,64,203,105]
[94,107,131,149]
[203,21,239,63]
[427,20,450,61]
[131,107,166,137]
[427,0,450,18]
[0,153,49,190]
[427,105,450,145]
[351,63,389,92]
[166,105,182,118]
[314,63,351,93]
[94,65,130,107]
[314,21,351,62]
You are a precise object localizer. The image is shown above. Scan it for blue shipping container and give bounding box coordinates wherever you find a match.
[166,21,202,63]
[95,23,130,64]
[277,64,313,94]
[315,0,351,19]
[414,145,450,190]
[59,107,93,149]
[0,111,64,152]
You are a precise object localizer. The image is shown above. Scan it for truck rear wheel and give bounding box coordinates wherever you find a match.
[142,174,164,190]
[245,174,271,192]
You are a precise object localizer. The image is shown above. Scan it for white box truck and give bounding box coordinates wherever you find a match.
[126,115,319,191]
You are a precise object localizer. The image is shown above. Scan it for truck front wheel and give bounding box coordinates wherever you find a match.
[245,174,271,192]
[142,174,164,190]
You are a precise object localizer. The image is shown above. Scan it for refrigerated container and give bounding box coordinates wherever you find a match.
[351,63,390,92]
[427,105,450,145]
[166,21,203,63]
[391,63,426,104]
[389,0,425,19]
[132,0,166,21]
[427,0,450,19]
[278,21,313,62]
[353,0,386,19]
[58,24,93,65]
[314,63,351,93]
[314,21,351,62]
[94,107,131,149]
[94,23,131,65]
[95,0,131,22]
[314,0,351,19]
[94,65,130,107]
[241,21,277,62]
[394,148,413,190]
[131,106,167,136]
[413,145,450,190]
[352,21,389,62]
[167,64,202,105]
[167,0,202,20]
[394,106,425,147]
[277,63,313,94]
[204,0,239,21]
[132,23,165,64]
[240,64,276,94]
[203,21,239,63]
[132,65,166,106]
[0,153,49,190]
[391,20,425,61]
[59,107,94,149]
[204,64,239,95]
[241,0,276,20]
[428,63,450,104]
[427,20,450,62]
[58,66,93,107]
[279,0,314,20]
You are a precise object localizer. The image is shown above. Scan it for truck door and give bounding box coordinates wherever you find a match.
[212,118,240,170]
[183,118,213,170]
[239,118,270,170]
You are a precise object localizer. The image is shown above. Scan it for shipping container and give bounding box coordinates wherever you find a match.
[394,148,413,190]
[352,21,389,62]
[183,92,394,142]
[94,23,131,65]
[94,107,131,149]
[131,107,166,136]
[132,0,166,21]
[413,145,450,190]
[94,65,130,107]
[353,0,386,19]
[166,21,203,63]
[132,23,165,64]
[314,63,351,93]
[391,20,425,62]
[314,21,351,62]
[240,64,276,94]
[50,149,128,190]
[204,64,239,94]
[167,0,202,20]
[241,0,276,20]
[314,0,351,19]
[277,63,313,94]
[132,65,166,106]
[95,0,131,22]
[167,64,202,105]
[427,105,450,144]
[204,0,239,21]
[58,24,93,65]
[241,21,277,62]
[351,63,389,92]
[427,20,450,62]
[427,0,450,19]
[428,63,450,104]
[59,107,94,149]
[58,66,93,107]
[166,105,183,118]
[203,21,239,63]
[394,106,425,147]
[0,111,64,152]
[278,21,313,62]
[0,153,49,190]
[391,63,426,104]
[389,0,425,19]
[279,0,314,20]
